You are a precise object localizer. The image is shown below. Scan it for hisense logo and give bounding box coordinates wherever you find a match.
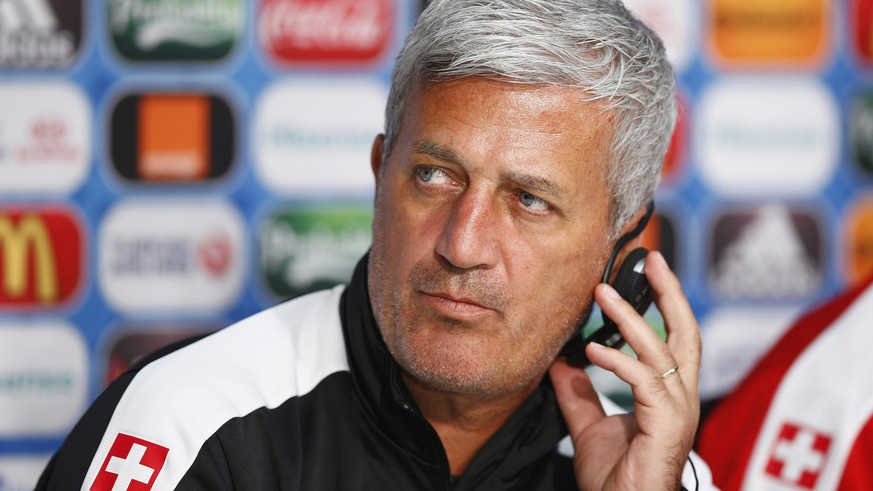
[699,78,838,196]
[0,323,87,437]
[0,370,73,393]
[253,81,386,194]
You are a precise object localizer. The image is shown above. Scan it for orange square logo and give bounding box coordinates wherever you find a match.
[710,0,829,67]
[138,95,210,181]
[845,197,873,285]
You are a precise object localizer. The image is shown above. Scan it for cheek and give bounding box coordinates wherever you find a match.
[504,236,603,319]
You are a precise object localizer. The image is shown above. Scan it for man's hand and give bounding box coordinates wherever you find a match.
[549,250,701,490]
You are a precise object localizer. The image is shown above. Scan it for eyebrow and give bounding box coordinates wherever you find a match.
[413,140,463,166]
[412,139,566,200]
[502,171,566,200]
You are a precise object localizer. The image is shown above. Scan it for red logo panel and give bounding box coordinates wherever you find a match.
[260,0,394,65]
[91,433,169,491]
[0,208,84,308]
[853,0,873,64]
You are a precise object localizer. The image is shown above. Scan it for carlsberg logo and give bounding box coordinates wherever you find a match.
[109,0,242,52]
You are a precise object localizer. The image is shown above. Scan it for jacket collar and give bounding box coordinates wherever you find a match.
[340,254,569,488]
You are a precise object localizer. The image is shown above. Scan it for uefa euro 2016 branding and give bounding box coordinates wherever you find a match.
[259,205,372,299]
[108,0,243,61]
[709,0,828,67]
[259,0,394,65]
[0,0,82,68]
[0,83,91,195]
[707,203,823,301]
[253,80,385,194]
[99,200,244,313]
[0,323,88,437]
[0,207,85,309]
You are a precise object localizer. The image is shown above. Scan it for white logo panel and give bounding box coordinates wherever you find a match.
[0,83,91,195]
[700,307,801,400]
[0,455,52,490]
[621,0,694,72]
[253,79,385,195]
[0,323,88,437]
[698,78,838,196]
[99,200,246,313]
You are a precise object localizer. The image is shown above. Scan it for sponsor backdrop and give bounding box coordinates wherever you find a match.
[0,0,872,485]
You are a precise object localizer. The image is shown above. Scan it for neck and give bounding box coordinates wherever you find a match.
[402,372,541,476]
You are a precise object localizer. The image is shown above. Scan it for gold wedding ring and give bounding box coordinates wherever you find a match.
[659,365,679,380]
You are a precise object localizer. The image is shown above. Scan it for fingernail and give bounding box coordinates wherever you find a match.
[652,250,668,268]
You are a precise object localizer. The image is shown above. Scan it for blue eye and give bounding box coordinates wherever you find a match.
[418,167,436,182]
[520,192,539,207]
[416,166,450,185]
[519,191,551,213]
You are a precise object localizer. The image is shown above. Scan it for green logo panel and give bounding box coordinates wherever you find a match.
[260,205,373,299]
[851,92,873,177]
[108,0,244,61]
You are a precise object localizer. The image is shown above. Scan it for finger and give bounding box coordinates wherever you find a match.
[644,251,701,385]
[549,359,606,439]
[595,283,676,379]
[584,341,680,409]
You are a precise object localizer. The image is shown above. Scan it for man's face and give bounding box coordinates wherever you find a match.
[368,77,616,397]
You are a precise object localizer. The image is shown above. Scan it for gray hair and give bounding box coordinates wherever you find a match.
[384,0,676,238]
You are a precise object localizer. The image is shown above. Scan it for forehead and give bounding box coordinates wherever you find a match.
[398,77,615,205]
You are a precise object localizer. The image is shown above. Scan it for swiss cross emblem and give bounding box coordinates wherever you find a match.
[91,433,169,491]
[764,422,832,489]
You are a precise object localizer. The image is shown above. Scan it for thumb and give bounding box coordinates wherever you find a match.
[549,359,606,438]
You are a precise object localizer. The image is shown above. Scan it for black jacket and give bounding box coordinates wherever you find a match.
[37,256,707,490]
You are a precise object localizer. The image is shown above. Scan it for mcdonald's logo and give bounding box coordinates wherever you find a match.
[0,208,84,308]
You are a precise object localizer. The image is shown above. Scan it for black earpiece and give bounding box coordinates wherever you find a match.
[561,202,655,367]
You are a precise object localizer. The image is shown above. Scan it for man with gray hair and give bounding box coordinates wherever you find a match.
[38,1,713,489]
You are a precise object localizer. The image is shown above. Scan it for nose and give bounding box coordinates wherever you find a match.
[434,188,500,270]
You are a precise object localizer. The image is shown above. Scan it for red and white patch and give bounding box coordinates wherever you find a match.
[764,422,832,489]
[91,433,169,491]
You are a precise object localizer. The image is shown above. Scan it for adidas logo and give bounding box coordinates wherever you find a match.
[0,0,80,67]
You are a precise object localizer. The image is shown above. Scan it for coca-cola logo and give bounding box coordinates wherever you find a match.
[259,0,393,65]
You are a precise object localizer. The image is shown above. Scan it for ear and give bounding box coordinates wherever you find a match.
[606,204,652,283]
[370,134,385,189]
